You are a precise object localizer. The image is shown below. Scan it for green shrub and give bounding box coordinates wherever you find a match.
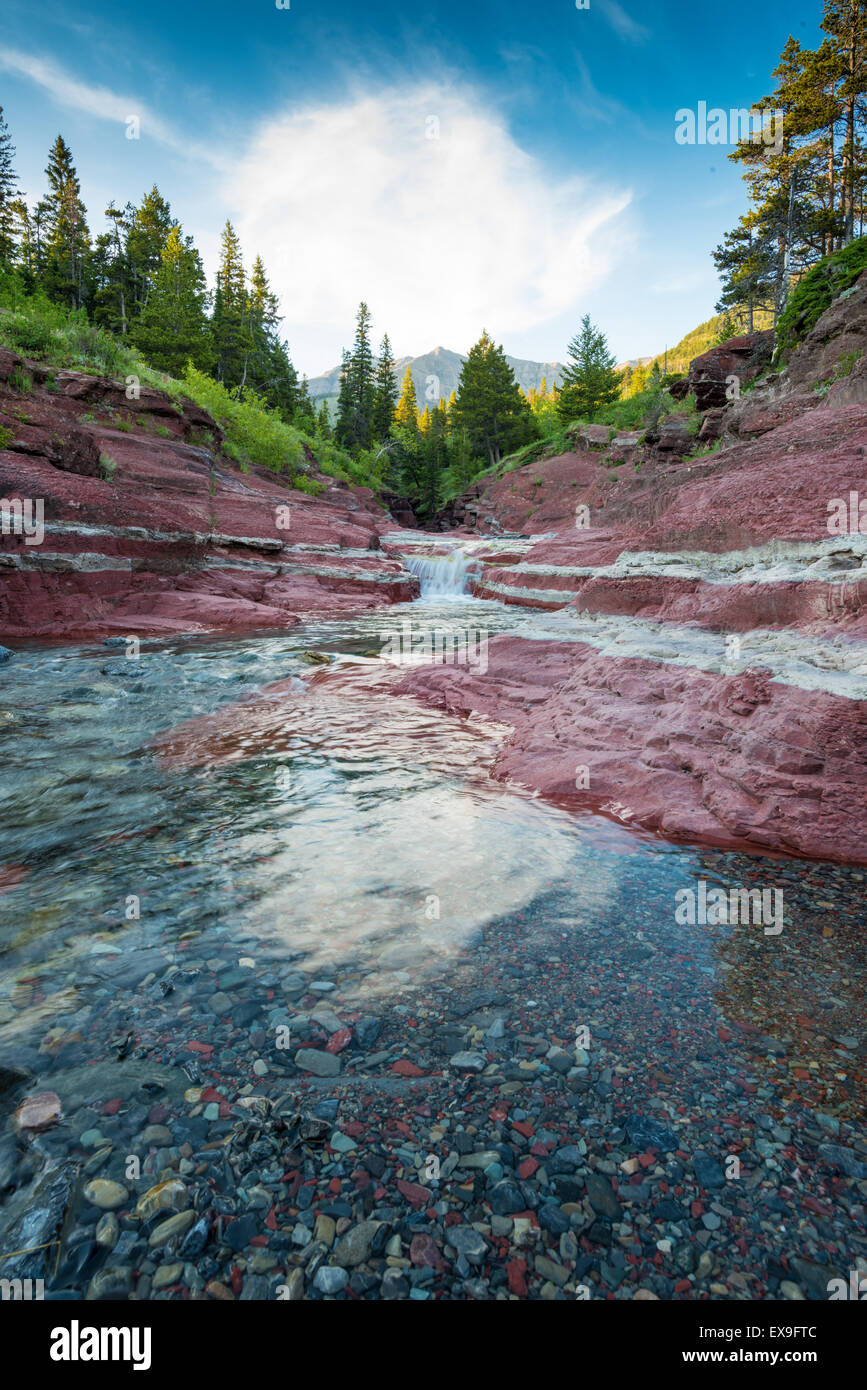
[182,367,309,480]
[98,454,117,482]
[0,296,362,498]
[775,237,867,364]
[685,439,723,462]
[0,424,13,448]
[8,368,32,393]
[2,315,54,355]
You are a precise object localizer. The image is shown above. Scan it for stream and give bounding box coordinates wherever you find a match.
[0,541,864,1300]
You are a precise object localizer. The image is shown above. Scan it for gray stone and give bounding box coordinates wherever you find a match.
[693,1152,726,1190]
[333,1221,381,1267]
[295,1048,340,1077]
[584,1173,621,1220]
[447,1225,488,1264]
[449,1051,487,1072]
[314,1265,348,1294]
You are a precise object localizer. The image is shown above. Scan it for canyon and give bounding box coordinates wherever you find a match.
[2,276,866,866]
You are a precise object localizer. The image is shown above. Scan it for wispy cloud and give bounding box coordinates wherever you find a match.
[568,53,635,126]
[0,45,222,167]
[596,0,650,44]
[228,81,633,373]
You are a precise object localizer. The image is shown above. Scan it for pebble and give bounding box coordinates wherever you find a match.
[295,1048,341,1077]
[84,1179,129,1210]
[314,1266,348,1294]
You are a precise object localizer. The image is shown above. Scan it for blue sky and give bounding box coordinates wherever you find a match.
[0,0,823,376]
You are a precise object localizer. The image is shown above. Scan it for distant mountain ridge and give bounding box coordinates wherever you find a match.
[308,346,566,408]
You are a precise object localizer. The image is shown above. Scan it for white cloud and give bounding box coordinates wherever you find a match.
[227,83,633,374]
[0,45,221,167]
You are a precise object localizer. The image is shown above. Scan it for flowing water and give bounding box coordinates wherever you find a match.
[0,548,865,1295]
[399,547,482,598]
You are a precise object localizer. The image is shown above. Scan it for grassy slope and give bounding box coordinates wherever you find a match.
[642,308,775,377]
[0,293,384,498]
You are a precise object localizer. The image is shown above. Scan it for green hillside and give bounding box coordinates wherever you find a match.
[641,309,775,378]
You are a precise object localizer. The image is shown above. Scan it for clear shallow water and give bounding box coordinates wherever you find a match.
[0,595,864,1114]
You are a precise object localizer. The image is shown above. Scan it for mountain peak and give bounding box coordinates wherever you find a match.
[308,346,565,406]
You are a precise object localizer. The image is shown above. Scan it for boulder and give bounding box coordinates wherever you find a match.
[567,422,610,450]
[683,330,774,409]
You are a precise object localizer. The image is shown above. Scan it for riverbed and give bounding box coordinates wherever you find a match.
[0,563,864,1301]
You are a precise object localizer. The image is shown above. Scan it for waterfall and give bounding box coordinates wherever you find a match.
[401,547,479,598]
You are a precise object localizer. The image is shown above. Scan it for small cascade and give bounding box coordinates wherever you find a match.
[401,547,480,598]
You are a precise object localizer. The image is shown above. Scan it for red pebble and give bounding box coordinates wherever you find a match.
[326,1028,351,1055]
[507,1258,528,1297]
[518,1158,539,1179]
[396,1178,430,1207]
[391,1060,425,1077]
[512,1120,534,1139]
[410,1233,444,1270]
[186,1041,213,1055]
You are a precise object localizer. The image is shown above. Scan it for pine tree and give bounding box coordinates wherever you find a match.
[212,221,252,390]
[9,198,37,290]
[91,203,133,335]
[415,401,449,521]
[335,302,376,450]
[0,107,18,270]
[130,225,210,376]
[316,400,332,439]
[334,350,355,443]
[443,424,475,495]
[394,366,419,430]
[556,316,621,421]
[42,135,90,308]
[822,0,867,243]
[371,333,397,440]
[294,375,315,432]
[452,330,535,467]
[126,187,174,315]
[713,212,777,330]
[243,254,302,417]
